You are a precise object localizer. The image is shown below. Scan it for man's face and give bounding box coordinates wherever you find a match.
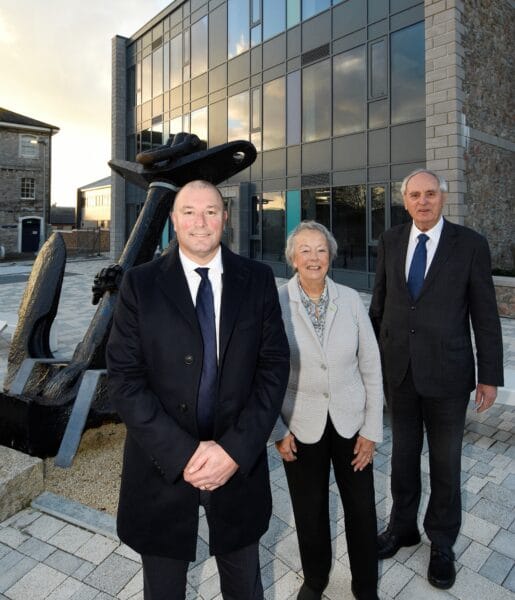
[171,184,227,264]
[403,172,446,232]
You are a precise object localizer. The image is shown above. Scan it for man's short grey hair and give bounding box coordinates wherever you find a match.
[285,221,338,269]
[400,169,448,195]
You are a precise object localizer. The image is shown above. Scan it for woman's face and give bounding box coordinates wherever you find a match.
[292,229,330,286]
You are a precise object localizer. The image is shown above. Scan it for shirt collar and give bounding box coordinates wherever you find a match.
[178,246,223,274]
[410,216,444,244]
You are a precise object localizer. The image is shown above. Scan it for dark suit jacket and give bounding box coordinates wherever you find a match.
[106,244,290,560]
[369,219,503,398]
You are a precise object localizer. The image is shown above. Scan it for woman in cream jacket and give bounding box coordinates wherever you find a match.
[274,221,383,600]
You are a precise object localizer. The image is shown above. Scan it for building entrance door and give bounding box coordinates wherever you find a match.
[20,217,41,252]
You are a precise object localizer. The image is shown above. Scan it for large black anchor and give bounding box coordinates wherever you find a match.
[1,134,256,462]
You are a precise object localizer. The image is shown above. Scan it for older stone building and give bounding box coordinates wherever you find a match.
[0,108,59,257]
[110,0,513,287]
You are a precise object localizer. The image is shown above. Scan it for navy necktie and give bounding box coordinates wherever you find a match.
[407,233,429,300]
[195,268,217,440]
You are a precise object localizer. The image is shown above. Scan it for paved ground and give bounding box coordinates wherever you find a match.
[0,257,514,599]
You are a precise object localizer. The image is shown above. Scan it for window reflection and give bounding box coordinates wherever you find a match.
[391,182,410,227]
[333,45,366,136]
[262,192,286,262]
[251,25,262,47]
[263,0,285,41]
[370,39,387,98]
[252,0,261,24]
[142,55,152,104]
[191,107,208,142]
[332,186,366,271]
[169,117,182,138]
[152,119,163,146]
[287,71,301,145]
[302,0,330,20]
[287,0,301,27]
[263,77,286,150]
[191,17,208,78]
[228,91,250,140]
[163,42,170,92]
[301,188,330,229]
[303,59,330,142]
[152,46,163,97]
[228,0,249,59]
[391,22,425,124]
[170,35,182,89]
[368,99,388,129]
[371,185,385,241]
[252,88,261,130]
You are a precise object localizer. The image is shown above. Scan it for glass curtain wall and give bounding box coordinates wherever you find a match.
[126,0,425,286]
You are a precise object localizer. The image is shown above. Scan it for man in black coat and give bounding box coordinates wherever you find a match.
[107,180,290,599]
[369,169,503,590]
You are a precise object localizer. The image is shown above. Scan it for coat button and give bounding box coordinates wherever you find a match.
[179,403,188,412]
[184,354,194,365]
[411,306,416,310]
[410,329,415,334]
[323,392,329,398]
[321,364,327,370]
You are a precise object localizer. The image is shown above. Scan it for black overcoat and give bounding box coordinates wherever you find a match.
[106,244,290,560]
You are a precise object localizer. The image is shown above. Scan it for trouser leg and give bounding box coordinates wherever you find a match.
[200,490,264,599]
[141,554,188,600]
[422,393,468,547]
[388,368,424,534]
[283,424,332,592]
[330,424,378,600]
[215,541,263,600]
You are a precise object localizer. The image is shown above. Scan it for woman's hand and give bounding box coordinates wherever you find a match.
[351,435,375,472]
[275,433,297,462]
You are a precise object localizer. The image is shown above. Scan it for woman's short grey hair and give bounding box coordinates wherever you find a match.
[400,169,448,195]
[285,221,338,269]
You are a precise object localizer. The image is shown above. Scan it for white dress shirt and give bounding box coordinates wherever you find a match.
[405,217,444,280]
[178,247,223,358]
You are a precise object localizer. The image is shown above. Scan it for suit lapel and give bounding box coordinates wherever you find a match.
[288,278,325,355]
[394,223,411,297]
[418,219,457,298]
[219,245,251,363]
[155,247,199,328]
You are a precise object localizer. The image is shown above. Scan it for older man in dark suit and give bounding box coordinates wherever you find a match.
[369,169,503,590]
[107,180,290,600]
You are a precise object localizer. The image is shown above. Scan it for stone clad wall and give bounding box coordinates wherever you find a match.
[461,0,515,272]
[425,0,514,273]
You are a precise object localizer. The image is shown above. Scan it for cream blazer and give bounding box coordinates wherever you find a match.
[273,276,383,444]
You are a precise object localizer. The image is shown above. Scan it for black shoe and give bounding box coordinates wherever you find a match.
[297,583,322,600]
[428,545,456,589]
[351,582,379,600]
[377,527,421,559]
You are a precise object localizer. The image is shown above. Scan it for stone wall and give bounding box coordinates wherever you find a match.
[494,277,515,319]
[464,140,514,270]
[461,0,515,271]
[58,229,110,255]
[0,130,46,254]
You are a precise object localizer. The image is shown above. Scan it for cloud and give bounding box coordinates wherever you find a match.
[1,0,171,205]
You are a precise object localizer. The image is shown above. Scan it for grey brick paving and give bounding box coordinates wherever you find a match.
[44,549,91,577]
[83,554,140,596]
[479,550,514,585]
[1,258,514,599]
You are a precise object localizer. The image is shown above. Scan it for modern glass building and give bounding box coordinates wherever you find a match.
[111,0,514,288]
